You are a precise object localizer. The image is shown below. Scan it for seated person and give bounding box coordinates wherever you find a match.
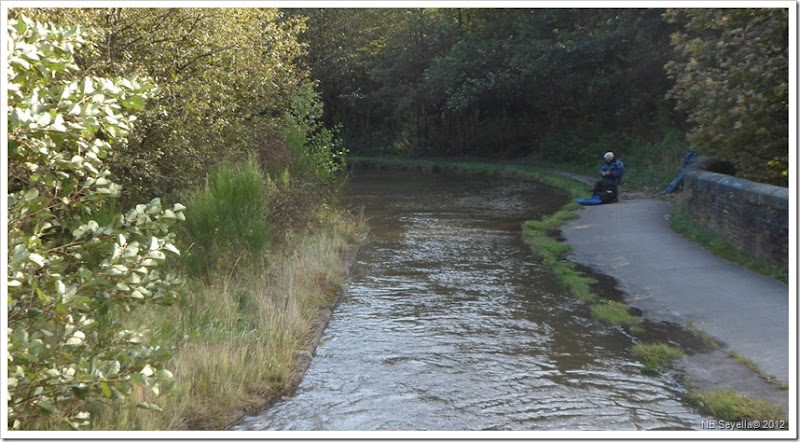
[592,152,624,202]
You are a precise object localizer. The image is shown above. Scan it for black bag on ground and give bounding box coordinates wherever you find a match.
[593,177,618,203]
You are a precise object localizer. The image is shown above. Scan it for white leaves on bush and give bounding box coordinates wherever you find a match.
[64,331,85,346]
[7,15,183,430]
[28,253,45,267]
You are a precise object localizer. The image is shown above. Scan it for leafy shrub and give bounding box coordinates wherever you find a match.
[282,81,348,187]
[181,159,273,276]
[665,8,788,186]
[16,8,319,203]
[7,16,184,430]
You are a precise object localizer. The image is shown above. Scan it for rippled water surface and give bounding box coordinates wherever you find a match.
[233,169,707,431]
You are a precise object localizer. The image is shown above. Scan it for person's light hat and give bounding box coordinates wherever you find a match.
[604,152,614,160]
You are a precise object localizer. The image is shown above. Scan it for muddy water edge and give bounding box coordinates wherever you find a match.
[231,164,713,431]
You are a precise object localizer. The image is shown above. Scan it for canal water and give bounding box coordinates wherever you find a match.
[232,168,707,431]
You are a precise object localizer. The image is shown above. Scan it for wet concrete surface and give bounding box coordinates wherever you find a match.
[561,198,791,415]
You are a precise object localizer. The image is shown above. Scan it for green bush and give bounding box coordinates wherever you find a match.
[181,159,273,276]
[283,81,348,186]
[7,16,183,430]
[665,8,788,186]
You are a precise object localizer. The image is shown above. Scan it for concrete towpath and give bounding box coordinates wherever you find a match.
[561,197,791,411]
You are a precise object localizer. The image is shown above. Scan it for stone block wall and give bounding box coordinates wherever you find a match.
[683,169,789,267]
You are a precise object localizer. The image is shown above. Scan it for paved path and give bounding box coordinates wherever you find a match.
[561,199,790,385]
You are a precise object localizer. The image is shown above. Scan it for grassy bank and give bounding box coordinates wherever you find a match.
[687,390,788,424]
[84,161,367,430]
[88,210,367,431]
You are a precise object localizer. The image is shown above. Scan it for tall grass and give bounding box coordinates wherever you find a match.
[88,207,366,430]
[82,157,368,430]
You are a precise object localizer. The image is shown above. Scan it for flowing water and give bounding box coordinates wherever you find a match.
[232,169,708,432]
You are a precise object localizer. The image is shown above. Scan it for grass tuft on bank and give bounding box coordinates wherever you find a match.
[591,301,641,327]
[687,390,788,423]
[632,343,685,374]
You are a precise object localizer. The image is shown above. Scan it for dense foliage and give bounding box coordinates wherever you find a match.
[15,8,347,202]
[665,8,788,186]
[5,5,791,431]
[7,17,183,429]
[292,8,789,186]
[7,8,347,431]
[292,9,682,160]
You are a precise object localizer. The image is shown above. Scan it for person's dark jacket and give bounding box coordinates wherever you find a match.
[600,159,624,186]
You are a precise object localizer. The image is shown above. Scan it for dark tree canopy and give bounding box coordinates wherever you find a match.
[291,7,789,186]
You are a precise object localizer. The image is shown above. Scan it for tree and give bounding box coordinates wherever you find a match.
[295,8,680,159]
[7,16,184,430]
[15,8,343,202]
[423,8,679,157]
[665,8,789,186]
[290,8,457,153]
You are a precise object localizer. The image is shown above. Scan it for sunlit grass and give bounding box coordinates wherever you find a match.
[632,342,685,374]
[591,301,641,327]
[89,208,367,430]
[687,390,787,422]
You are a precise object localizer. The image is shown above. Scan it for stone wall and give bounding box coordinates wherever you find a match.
[683,169,789,267]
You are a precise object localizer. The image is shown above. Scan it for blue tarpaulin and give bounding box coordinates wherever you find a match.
[576,194,603,205]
